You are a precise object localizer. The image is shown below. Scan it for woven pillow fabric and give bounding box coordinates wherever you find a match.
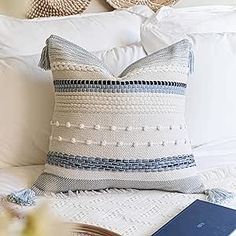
[32,35,204,194]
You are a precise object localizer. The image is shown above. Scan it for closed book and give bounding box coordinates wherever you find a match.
[152,200,236,236]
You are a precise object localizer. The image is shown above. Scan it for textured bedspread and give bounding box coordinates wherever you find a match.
[1,165,236,236]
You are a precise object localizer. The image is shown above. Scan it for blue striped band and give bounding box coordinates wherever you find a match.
[54,80,186,94]
[47,151,196,172]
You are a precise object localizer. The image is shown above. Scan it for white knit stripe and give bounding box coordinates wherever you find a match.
[54,92,185,114]
[49,141,192,161]
[52,112,186,127]
[49,110,190,159]
[44,164,198,182]
[55,92,185,104]
[50,121,187,132]
[51,62,189,76]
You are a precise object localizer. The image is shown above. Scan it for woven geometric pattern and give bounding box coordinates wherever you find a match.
[27,0,91,19]
[106,0,179,11]
[32,35,203,195]
[47,152,195,172]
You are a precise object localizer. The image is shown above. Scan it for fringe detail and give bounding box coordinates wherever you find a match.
[188,48,194,75]
[45,187,235,205]
[38,44,51,70]
[44,188,138,199]
[7,189,36,206]
[6,187,235,206]
[204,188,235,204]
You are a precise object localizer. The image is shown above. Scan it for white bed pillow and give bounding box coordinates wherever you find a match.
[0,43,146,167]
[141,7,236,156]
[185,33,236,148]
[0,56,54,167]
[94,43,146,76]
[141,6,236,54]
[0,5,153,57]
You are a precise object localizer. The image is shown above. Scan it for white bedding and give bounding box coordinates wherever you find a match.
[194,139,236,170]
[1,160,236,236]
[0,165,44,195]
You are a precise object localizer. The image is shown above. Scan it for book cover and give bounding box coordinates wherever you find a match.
[152,200,236,236]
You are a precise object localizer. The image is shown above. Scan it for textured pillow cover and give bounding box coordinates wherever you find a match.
[30,35,204,195]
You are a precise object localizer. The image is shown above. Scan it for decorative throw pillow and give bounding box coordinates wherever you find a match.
[8,36,235,206]
[28,35,204,195]
[27,0,91,18]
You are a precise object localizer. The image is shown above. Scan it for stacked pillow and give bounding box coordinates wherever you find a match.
[0,5,153,56]
[0,6,152,167]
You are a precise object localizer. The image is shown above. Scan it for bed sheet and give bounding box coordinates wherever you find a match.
[194,138,236,170]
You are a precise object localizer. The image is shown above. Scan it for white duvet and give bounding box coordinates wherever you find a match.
[1,155,236,236]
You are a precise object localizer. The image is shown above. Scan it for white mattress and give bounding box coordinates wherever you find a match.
[1,159,236,236]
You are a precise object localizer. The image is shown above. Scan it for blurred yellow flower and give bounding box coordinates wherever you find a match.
[22,204,70,236]
[0,203,70,236]
[0,210,11,236]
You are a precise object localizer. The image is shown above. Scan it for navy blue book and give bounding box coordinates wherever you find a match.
[152,200,236,236]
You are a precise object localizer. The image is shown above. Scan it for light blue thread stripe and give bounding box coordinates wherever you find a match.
[54,80,186,95]
[47,152,196,172]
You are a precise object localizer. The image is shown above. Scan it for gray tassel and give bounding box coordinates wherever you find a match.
[7,189,36,206]
[38,44,51,70]
[204,188,235,204]
[188,49,194,75]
